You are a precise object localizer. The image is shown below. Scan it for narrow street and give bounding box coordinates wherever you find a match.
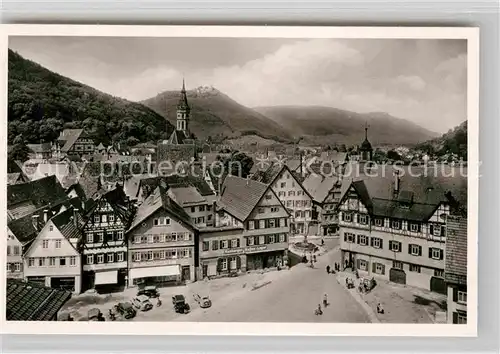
[174,241,371,323]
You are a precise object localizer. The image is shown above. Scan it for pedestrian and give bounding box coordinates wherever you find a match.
[321,238,325,246]
[377,303,384,314]
[323,293,328,307]
[326,265,331,274]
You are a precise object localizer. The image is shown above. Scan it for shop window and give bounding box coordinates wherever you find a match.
[230,257,237,269]
[393,261,403,270]
[409,264,421,273]
[358,259,368,271]
[220,258,228,271]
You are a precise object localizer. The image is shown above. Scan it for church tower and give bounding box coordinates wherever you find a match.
[359,122,373,162]
[176,78,190,137]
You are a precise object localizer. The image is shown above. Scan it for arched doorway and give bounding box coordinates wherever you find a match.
[389,268,406,285]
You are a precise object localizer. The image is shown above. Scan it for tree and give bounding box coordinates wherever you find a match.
[387,150,402,161]
[223,151,254,178]
[9,142,30,162]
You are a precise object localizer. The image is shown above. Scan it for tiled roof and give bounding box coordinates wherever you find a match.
[339,164,467,221]
[128,186,194,233]
[85,186,135,226]
[7,175,68,215]
[219,175,269,222]
[445,215,467,285]
[169,186,205,206]
[58,129,84,152]
[8,214,41,245]
[51,208,85,242]
[251,162,283,184]
[303,174,338,204]
[6,279,72,321]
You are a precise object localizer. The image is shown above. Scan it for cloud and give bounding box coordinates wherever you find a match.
[9,38,467,133]
[395,75,427,91]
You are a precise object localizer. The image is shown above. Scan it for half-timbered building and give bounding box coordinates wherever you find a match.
[81,186,135,291]
[338,166,466,292]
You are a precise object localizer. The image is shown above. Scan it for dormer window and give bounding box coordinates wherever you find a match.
[391,220,401,230]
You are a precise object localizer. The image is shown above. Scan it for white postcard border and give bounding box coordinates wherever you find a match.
[0,25,479,337]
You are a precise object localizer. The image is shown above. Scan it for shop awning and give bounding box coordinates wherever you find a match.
[95,270,118,285]
[129,265,180,280]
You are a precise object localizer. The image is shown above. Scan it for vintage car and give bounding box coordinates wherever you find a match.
[172,294,190,314]
[88,308,104,321]
[137,284,159,298]
[193,293,212,308]
[113,302,136,319]
[132,295,153,311]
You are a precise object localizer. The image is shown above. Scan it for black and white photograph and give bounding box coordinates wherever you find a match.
[1,25,478,335]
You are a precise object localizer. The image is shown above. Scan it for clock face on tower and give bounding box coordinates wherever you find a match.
[348,198,357,210]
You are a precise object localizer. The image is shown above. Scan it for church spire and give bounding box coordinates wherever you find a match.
[364,121,368,141]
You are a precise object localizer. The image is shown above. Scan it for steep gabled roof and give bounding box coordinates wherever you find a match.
[6,279,72,321]
[58,129,84,152]
[51,208,85,241]
[219,175,269,222]
[127,186,195,233]
[7,175,68,212]
[303,174,339,204]
[338,164,467,221]
[84,186,134,227]
[169,186,205,206]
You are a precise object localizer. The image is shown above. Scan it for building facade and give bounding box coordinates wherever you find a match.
[201,175,290,278]
[445,215,468,324]
[58,129,95,156]
[126,186,197,286]
[23,208,83,294]
[338,172,464,292]
[81,187,134,291]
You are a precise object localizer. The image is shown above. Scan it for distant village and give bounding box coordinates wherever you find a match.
[6,81,467,325]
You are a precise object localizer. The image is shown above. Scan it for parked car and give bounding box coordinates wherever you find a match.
[132,295,153,311]
[137,284,159,298]
[88,308,105,321]
[193,293,212,308]
[113,302,136,319]
[172,294,190,314]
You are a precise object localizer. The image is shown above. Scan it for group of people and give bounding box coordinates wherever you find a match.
[315,294,329,315]
[325,263,341,274]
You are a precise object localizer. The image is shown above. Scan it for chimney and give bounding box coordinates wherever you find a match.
[32,215,40,231]
[73,208,79,227]
[43,209,49,223]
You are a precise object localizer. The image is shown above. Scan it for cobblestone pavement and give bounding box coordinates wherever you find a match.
[335,271,447,324]
[62,238,373,323]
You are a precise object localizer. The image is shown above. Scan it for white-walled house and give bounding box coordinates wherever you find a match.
[23,208,84,294]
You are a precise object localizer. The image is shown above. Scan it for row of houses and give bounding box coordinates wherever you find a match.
[6,171,292,294]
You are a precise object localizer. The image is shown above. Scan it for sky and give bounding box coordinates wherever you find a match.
[9,37,467,133]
